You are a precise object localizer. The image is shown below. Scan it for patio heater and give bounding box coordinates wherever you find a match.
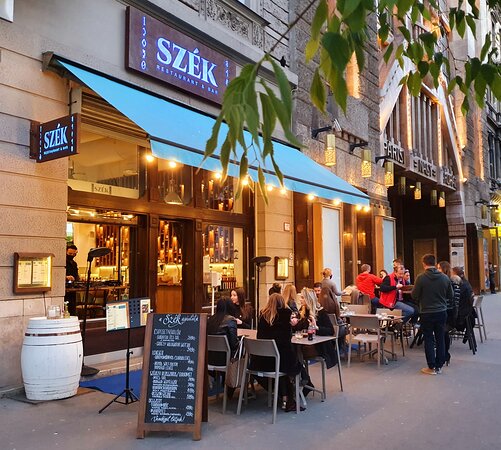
[252,256,271,328]
[81,247,111,377]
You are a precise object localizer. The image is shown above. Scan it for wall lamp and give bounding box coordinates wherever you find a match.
[349,140,369,154]
[375,155,391,165]
[312,120,342,167]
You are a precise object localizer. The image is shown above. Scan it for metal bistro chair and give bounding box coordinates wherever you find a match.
[237,338,300,424]
[473,295,487,342]
[348,315,384,368]
[207,335,231,414]
[376,308,405,357]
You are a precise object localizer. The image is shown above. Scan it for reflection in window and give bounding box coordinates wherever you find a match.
[200,171,243,213]
[69,128,139,198]
[202,225,244,303]
[157,160,192,206]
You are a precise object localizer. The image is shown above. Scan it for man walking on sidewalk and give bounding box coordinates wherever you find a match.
[412,254,454,375]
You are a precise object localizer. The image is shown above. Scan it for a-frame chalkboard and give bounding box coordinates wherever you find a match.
[137,313,207,440]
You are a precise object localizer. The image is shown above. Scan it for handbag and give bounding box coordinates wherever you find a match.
[225,337,245,388]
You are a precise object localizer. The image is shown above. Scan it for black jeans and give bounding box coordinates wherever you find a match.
[420,311,447,370]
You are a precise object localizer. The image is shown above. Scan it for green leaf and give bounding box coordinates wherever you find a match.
[344,3,367,32]
[219,137,232,180]
[429,62,440,87]
[481,34,492,62]
[398,26,411,42]
[457,11,466,38]
[480,64,496,84]
[397,0,414,18]
[261,81,302,148]
[257,166,267,201]
[474,74,486,107]
[310,68,327,113]
[339,0,362,18]
[270,154,284,188]
[260,93,276,153]
[239,154,249,185]
[331,69,348,112]
[322,32,352,72]
[461,96,469,115]
[492,73,501,100]
[268,56,293,118]
[418,61,429,77]
[204,115,223,160]
[465,15,476,36]
[305,38,320,62]
[383,42,394,64]
[447,77,457,95]
[407,71,422,96]
[311,0,328,40]
[470,57,481,81]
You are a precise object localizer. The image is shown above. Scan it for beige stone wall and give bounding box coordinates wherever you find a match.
[255,189,294,311]
[0,46,68,389]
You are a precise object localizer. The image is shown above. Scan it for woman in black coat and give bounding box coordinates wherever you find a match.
[253,293,301,412]
[207,298,239,366]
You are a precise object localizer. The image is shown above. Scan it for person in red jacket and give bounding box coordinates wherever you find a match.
[356,264,383,313]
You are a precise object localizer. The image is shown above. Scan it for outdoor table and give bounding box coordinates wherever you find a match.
[341,313,403,362]
[291,334,343,408]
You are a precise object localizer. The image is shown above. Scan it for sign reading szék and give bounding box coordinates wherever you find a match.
[126,6,235,105]
[30,113,79,163]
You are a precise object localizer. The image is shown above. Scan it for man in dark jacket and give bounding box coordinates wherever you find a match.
[412,254,454,375]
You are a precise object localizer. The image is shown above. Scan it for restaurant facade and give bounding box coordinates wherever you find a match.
[2,0,495,391]
[0,0,382,390]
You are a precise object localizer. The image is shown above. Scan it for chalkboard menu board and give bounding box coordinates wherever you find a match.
[137,313,207,440]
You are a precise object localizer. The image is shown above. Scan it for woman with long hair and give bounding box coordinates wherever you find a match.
[282,284,299,312]
[207,298,239,366]
[437,261,460,366]
[318,286,341,318]
[254,293,302,412]
[230,287,253,329]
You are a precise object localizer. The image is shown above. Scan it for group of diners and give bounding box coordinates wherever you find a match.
[207,274,344,412]
[355,257,476,373]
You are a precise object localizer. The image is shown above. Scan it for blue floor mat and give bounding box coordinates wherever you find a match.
[80,370,142,398]
[80,370,224,398]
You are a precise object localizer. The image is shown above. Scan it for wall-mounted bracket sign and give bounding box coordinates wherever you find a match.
[30,113,79,163]
[126,6,236,105]
[14,253,53,294]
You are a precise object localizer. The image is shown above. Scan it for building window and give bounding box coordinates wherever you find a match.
[69,127,141,199]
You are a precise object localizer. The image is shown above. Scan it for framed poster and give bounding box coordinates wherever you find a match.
[274,257,289,280]
[13,253,53,294]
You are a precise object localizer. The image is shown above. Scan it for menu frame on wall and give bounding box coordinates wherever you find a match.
[13,253,53,294]
[137,313,207,441]
[126,6,236,105]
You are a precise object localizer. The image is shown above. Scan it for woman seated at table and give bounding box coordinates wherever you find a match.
[298,288,338,366]
[207,298,239,366]
[230,287,253,329]
[253,293,302,412]
[318,286,347,346]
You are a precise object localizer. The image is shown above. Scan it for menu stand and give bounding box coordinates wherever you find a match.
[99,297,150,413]
[99,327,138,413]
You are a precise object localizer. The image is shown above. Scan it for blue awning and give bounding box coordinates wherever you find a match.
[58,60,369,206]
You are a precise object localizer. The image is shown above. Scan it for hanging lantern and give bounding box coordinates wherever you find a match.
[361,149,372,178]
[481,204,488,220]
[384,161,394,187]
[414,181,422,200]
[439,191,446,208]
[398,176,406,195]
[324,133,336,166]
[430,189,437,206]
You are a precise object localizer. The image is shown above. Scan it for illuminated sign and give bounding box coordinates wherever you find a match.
[126,6,235,104]
[383,139,405,166]
[30,114,79,163]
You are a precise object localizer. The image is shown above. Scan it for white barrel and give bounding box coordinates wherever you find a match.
[21,316,83,401]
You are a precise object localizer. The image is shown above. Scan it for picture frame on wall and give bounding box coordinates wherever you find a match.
[13,253,53,294]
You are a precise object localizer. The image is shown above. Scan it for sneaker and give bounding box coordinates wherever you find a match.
[435,367,442,374]
[421,367,436,375]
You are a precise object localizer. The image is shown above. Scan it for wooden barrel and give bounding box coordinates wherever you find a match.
[21,316,83,401]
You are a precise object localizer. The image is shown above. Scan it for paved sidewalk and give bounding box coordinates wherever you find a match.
[2,295,501,450]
